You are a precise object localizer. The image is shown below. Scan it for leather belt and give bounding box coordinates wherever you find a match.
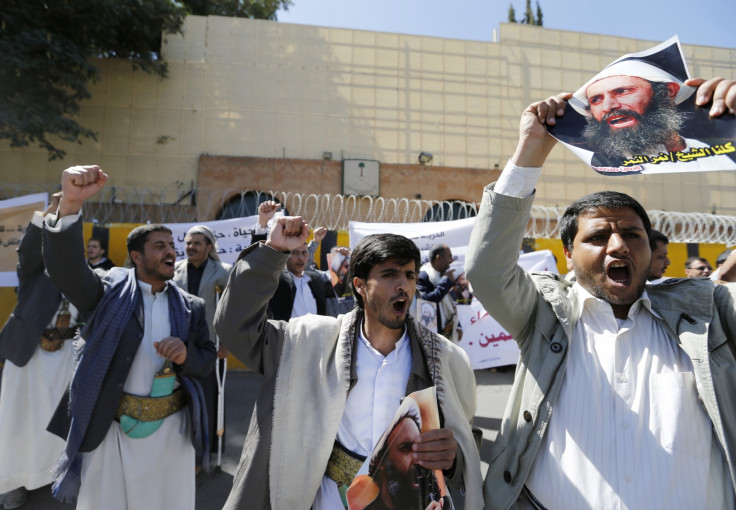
[115,388,186,422]
[324,441,367,487]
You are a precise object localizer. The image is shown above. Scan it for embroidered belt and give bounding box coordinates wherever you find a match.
[114,388,186,422]
[325,441,367,487]
[40,328,76,352]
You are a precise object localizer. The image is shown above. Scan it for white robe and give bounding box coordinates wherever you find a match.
[0,342,75,493]
[76,282,194,510]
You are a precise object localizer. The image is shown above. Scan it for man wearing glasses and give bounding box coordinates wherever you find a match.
[684,256,712,278]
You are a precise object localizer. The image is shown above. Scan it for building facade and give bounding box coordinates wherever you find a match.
[1,17,735,216]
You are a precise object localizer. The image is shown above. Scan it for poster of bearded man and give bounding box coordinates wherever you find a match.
[547,36,736,176]
[346,387,451,510]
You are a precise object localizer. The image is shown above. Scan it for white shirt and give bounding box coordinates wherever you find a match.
[290,271,318,318]
[313,323,412,510]
[497,161,733,509]
[126,280,171,395]
[525,285,732,509]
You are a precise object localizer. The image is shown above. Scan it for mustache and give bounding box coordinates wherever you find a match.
[601,109,642,123]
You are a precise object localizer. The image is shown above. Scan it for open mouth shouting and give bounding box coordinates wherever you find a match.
[392,295,409,317]
[603,110,641,130]
[605,259,632,289]
[163,254,176,270]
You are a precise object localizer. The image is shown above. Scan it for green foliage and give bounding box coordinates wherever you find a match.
[0,0,186,160]
[523,0,534,24]
[507,1,543,26]
[507,3,517,23]
[183,0,293,20]
[536,1,543,26]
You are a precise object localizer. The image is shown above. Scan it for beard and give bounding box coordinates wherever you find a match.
[141,257,174,282]
[584,83,685,161]
[368,293,409,330]
[385,463,422,510]
[573,260,648,308]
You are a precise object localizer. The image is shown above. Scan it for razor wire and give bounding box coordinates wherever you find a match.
[3,182,736,244]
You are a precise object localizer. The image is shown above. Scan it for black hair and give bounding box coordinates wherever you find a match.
[88,237,107,253]
[428,244,448,262]
[349,233,420,309]
[685,256,710,269]
[716,249,733,267]
[126,224,173,255]
[559,191,651,252]
[648,229,669,251]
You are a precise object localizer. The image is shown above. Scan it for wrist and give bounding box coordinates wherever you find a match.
[58,199,84,218]
[511,136,555,167]
[264,240,288,253]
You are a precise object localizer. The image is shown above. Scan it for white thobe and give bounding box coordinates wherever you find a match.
[0,301,78,492]
[313,323,412,510]
[76,281,194,510]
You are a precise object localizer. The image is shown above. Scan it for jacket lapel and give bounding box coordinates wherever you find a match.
[133,293,145,330]
[198,259,217,296]
[173,262,188,290]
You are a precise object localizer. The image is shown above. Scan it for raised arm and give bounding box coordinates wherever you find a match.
[465,93,570,342]
[43,166,109,314]
[214,216,309,374]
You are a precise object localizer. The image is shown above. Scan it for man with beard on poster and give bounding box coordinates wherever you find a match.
[564,41,736,175]
[365,399,448,510]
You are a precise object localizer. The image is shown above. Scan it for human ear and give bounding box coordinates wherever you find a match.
[666,82,680,99]
[353,277,366,296]
[563,246,574,271]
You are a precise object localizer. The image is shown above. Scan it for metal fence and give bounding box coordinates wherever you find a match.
[3,182,736,244]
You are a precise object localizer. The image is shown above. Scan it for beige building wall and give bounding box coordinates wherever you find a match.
[1,17,735,213]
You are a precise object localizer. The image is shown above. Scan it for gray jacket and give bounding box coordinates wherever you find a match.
[0,218,62,366]
[466,184,736,510]
[173,257,231,343]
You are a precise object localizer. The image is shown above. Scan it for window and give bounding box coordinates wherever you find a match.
[216,191,289,220]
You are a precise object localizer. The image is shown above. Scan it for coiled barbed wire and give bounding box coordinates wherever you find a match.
[3,182,736,244]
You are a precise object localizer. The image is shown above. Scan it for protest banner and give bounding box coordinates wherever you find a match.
[0,193,48,287]
[349,217,476,255]
[451,250,557,369]
[168,214,260,265]
[548,36,736,176]
[167,211,287,265]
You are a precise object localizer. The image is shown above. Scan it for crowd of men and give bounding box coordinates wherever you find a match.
[0,71,735,510]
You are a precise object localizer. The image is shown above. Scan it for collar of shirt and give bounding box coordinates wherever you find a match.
[357,320,409,362]
[289,270,307,282]
[137,279,173,297]
[571,281,662,323]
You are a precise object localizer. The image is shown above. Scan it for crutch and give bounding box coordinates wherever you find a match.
[214,285,228,473]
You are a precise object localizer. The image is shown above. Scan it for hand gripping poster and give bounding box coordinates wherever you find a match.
[346,387,450,510]
[547,36,736,176]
